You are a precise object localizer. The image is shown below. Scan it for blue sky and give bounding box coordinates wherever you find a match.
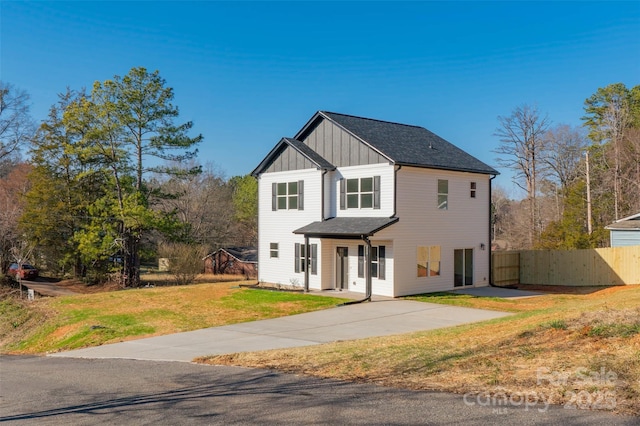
[1,1,639,196]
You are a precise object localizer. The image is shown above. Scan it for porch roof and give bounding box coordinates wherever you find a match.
[293,217,399,239]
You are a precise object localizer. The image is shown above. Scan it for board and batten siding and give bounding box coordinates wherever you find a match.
[379,167,491,296]
[257,169,324,289]
[300,118,388,167]
[263,144,316,173]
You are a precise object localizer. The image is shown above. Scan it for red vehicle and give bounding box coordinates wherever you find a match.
[7,263,39,280]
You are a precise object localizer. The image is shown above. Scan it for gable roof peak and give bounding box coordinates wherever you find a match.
[251,136,335,176]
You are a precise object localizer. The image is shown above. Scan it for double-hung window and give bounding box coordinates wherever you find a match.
[272,180,304,210]
[417,245,441,277]
[269,243,279,258]
[340,176,380,210]
[437,179,448,210]
[357,245,385,280]
[294,243,317,275]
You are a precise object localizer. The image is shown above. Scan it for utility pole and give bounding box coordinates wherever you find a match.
[585,150,593,235]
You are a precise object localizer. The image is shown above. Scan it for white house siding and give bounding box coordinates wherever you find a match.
[257,168,324,290]
[385,167,491,297]
[319,238,395,297]
[320,239,335,290]
[323,170,335,220]
[329,163,395,219]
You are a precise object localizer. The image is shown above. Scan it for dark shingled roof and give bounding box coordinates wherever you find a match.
[206,247,258,263]
[605,213,640,230]
[320,111,499,175]
[293,217,399,238]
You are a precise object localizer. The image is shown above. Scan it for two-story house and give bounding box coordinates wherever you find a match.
[251,111,499,298]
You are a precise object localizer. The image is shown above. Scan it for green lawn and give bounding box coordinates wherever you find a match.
[0,283,344,354]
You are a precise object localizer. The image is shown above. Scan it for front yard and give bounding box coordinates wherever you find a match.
[197,285,640,415]
[2,280,638,415]
[0,282,344,354]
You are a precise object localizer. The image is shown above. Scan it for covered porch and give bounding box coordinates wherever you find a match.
[294,217,398,299]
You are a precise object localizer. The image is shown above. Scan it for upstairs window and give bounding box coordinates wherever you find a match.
[437,179,448,210]
[272,180,304,210]
[470,182,476,198]
[340,176,380,210]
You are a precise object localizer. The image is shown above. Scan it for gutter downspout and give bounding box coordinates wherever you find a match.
[392,165,402,218]
[321,169,328,221]
[341,235,372,306]
[365,236,373,300]
[255,175,261,285]
[489,174,496,287]
[313,169,329,293]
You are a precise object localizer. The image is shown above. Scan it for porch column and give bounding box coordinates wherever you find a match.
[304,236,310,292]
[364,236,372,301]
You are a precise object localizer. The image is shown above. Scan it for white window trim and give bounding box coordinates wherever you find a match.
[437,179,448,210]
[417,245,441,278]
[269,242,279,258]
[340,176,380,210]
[272,180,304,211]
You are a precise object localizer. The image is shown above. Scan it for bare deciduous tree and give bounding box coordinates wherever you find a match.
[158,242,206,286]
[0,163,31,273]
[493,104,550,247]
[583,83,633,220]
[543,124,587,194]
[622,128,640,212]
[152,162,237,250]
[0,82,35,164]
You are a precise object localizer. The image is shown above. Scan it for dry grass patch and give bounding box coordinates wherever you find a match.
[197,285,640,415]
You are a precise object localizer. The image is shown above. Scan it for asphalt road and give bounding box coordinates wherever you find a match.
[0,356,635,425]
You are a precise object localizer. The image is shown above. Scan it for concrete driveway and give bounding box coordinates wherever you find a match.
[51,290,515,362]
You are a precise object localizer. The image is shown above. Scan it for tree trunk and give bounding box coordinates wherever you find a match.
[123,230,141,288]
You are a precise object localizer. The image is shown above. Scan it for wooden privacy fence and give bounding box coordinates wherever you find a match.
[492,246,640,286]
[492,251,520,286]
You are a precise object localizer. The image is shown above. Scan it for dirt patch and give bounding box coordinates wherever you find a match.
[54,279,121,294]
[244,282,305,293]
[507,284,627,295]
[41,274,253,294]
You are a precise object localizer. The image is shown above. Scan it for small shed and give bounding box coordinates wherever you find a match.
[605,212,640,247]
[204,247,258,278]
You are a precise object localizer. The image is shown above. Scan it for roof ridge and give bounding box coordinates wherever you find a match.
[321,111,424,130]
